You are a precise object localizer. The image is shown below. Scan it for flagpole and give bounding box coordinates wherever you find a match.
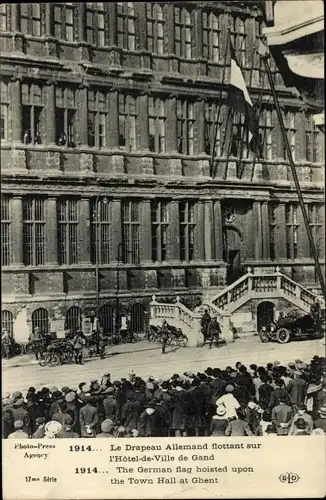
[210,32,231,178]
[262,53,326,299]
[223,108,235,181]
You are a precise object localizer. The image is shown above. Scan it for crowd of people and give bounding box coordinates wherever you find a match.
[2,355,326,439]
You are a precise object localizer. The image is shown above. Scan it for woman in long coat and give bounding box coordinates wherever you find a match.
[170,382,190,437]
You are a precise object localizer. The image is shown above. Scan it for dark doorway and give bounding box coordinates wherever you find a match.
[224,228,243,285]
[257,301,275,332]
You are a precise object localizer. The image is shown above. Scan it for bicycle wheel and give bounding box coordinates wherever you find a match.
[12,342,24,356]
[25,342,34,355]
[39,353,50,367]
[49,353,60,367]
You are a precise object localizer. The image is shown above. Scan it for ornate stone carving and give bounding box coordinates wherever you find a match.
[80,153,93,172]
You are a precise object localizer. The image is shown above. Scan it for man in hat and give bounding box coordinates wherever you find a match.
[200,309,211,342]
[97,327,106,359]
[215,385,240,420]
[103,387,119,423]
[271,395,293,436]
[287,370,307,411]
[313,406,326,432]
[80,396,99,437]
[292,417,311,435]
[71,330,86,365]
[57,417,80,438]
[160,320,169,354]
[96,419,115,438]
[29,326,43,360]
[2,328,11,359]
[207,316,221,349]
[11,395,31,436]
[8,420,29,439]
[52,401,72,427]
[288,403,313,435]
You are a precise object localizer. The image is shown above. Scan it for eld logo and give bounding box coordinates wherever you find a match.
[279,473,300,484]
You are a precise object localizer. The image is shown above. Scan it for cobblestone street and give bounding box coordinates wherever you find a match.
[3,336,324,395]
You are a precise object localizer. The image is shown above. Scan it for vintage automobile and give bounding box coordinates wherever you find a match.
[259,311,325,344]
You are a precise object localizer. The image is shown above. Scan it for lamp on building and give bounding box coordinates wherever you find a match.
[95,192,108,353]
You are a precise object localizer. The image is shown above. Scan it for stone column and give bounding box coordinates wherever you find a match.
[45,81,56,145]
[138,94,149,150]
[110,200,122,263]
[297,204,309,258]
[10,78,22,143]
[140,200,152,263]
[262,202,270,259]
[107,3,118,46]
[11,4,21,31]
[45,3,53,36]
[195,201,205,260]
[79,199,91,264]
[108,90,119,148]
[168,201,180,261]
[78,84,89,146]
[213,200,223,260]
[46,197,58,264]
[253,202,263,259]
[275,203,287,259]
[204,200,214,261]
[166,96,178,152]
[78,3,86,41]
[196,100,206,154]
[11,196,23,266]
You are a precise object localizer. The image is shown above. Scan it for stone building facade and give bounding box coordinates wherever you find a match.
[1,2,324,341]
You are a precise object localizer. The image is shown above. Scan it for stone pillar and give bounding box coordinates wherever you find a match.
[275,203,287,259]
[108,90,119,148]
[195,201,205,260]
[45,82,56,145]
[46,197,58,264]
[213,200,223,260]
[141,200,152,263]
[107,3,118,46]
[11,197,23,266]
[136,3,147,50]
[204,200,214,261]
[78,3,86,41]
[168,201,180,262]
[45,3,53,36]
[196,100,206,154]
[78,84,89,146]
[253,202,263,259]
[194,7,203,58]
[11,4,21,31]
[262,202,270,259]
[110,200,122,263]
[10,78,22,143]
[138,94,149,150]
[79,199,91,264]
[166,96,178,152]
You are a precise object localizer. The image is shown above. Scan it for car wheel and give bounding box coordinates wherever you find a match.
[12,343,24,356]
[25,343,34,355]
[276,328,290,344]
[39,353,50,367]
[259,330,269,343]
[49,353,60,367]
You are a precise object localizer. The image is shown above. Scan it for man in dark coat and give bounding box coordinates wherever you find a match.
[187,378,207,436]
[71,331,86,365]
[269,379,291,409]
[161,321,169,354]
[207,317,221,349]
[287,371,307,411]
[103,387,119,423]
[170,382,190,437]
[79,396,99,437]
[271,396,293,436]
[201,310,211,340]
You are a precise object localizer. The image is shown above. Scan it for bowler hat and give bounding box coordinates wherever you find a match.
[65,392,76,403]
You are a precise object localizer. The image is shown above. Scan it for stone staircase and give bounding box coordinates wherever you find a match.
[149,267,325,347]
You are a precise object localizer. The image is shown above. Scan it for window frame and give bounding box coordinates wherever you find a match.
[308,204,323,258]
[202,11,220,63]
[86,2,106,46]
[20,4,42,36]
[283,110,296,161]
[174,6,192,59]
[259,108,273,160]
[54,3,75,42]
[88,89,108,148]
[22,197,46,266]
[177,99,195,155]
[118,93,137,151]
[22,82,44,145]
[1,196,11,266]
[90,198,111,264]
[55,86,77,147]
[117,2,136,51]
[148,96,166,153]
[151,200,169,262]
[0,4,8,32]
[121,200,140,264]
[146,3,164,54]
[285,203,299,259]
[179,201,196,261]
[230,16,247,68]
[305,113,319,163]
[57,198,79,265]
[204,102,222,156]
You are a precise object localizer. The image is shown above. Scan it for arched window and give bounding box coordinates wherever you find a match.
[31,308,49,334]
[2,310,13,336]
[174,6,192,58]
[65,306,82,332]
[130,303,144,333]
[99,304,115,333]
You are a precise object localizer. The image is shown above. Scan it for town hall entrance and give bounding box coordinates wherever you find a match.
[224,228,243,285]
